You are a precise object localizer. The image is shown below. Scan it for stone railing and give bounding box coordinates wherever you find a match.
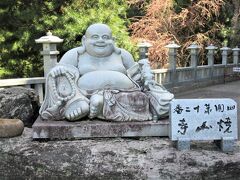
[0,33,240,101]
[151,42,240,91]
[0,77,45,103]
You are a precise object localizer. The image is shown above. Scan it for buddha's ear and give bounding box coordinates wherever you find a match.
[78,37,86,55]
[112,36,116,41]
[82,35,86,46]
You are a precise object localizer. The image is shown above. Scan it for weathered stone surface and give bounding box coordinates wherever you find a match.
[0,87,39,126]
[0,128,240,179]
[32,117,169,140]
[0,119,24,137]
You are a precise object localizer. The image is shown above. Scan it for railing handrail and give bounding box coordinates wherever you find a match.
[0,77,45,87]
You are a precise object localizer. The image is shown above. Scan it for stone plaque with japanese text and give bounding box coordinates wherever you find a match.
[170,99,238,141]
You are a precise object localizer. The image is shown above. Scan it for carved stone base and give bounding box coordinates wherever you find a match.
[32,117,169,140]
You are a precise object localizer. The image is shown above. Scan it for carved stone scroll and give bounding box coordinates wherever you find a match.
[103,90,152,121]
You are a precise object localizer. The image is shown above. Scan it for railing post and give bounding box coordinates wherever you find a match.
[35,31,63,77]
[34,84,44,104]
[206,44,217,79]
[232,46,240,65]
[220,46,231,83]
[165,41,180,86]
[206,44,217,66]
[137,41,152,59]
[187,43,200,81]
[220,46,231,65]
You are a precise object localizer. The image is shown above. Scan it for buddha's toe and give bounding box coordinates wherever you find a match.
[77,108,82,114]
[64,100,89,121]
[89,106,98,119]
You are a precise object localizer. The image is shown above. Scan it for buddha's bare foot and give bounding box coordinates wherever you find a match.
[64,99,89,121]
[89,94,103,119]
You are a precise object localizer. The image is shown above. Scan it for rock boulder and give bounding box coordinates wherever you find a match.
[0,128,239,179]
[0,119,24,137]
[0,87,39,126]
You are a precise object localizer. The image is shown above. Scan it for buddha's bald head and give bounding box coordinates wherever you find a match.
[85,24,112,38]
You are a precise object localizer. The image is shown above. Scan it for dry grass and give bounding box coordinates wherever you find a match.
[129,0,225,68]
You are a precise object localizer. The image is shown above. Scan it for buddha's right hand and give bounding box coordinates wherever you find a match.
[49,66,67,78]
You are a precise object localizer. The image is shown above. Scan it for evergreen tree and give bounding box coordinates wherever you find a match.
[0,0,137,78]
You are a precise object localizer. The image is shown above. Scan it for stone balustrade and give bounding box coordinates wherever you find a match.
[0,77,45,103]
[151,42,240,92]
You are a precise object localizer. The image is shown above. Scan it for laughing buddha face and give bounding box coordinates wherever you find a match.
[83,23,115,58]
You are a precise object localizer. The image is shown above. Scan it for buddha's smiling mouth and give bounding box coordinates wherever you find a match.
[94,44,107,48]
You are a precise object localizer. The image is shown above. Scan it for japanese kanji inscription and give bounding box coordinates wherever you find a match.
[170,99,238,141]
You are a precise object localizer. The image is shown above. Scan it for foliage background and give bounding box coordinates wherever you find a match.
[129,0,237,68]
[1,0,240,77]
[0,0,137,78]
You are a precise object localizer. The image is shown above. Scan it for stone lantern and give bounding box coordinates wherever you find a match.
[137,41,152,59]
[35,31,63,77]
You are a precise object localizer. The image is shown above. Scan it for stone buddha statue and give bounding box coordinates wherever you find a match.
[39,23,174,122]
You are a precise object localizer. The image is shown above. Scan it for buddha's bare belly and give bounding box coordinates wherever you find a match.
[77,70,135,91]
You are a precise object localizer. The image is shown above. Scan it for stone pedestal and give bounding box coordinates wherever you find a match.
[32,117,169,140]
[177,138,190,150]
